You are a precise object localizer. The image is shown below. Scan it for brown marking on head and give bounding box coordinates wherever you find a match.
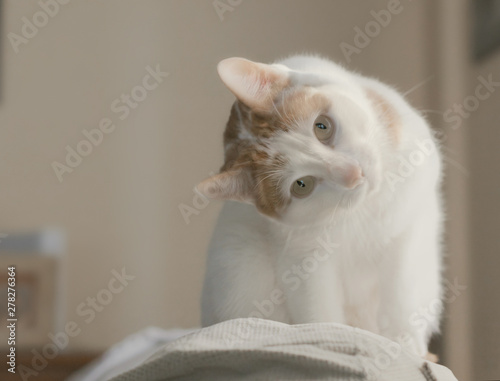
[365,88,401,145]
[198,57,333,218]
[252,151,290,217]
[223,89,331,165]
[206,88,331,218]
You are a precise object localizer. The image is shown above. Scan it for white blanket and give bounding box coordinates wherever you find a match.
[110,318,457,381]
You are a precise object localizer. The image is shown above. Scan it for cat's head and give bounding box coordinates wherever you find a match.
[197,57,397,226]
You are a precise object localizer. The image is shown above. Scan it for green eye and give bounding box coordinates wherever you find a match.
[314,115,335,143]
[291,176,316,198]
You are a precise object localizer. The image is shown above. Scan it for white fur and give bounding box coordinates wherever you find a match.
[201,55,443,357]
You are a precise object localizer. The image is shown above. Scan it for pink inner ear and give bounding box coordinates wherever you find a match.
[218,57,289,112]
[251,77,271,101]
[258,75,271,90]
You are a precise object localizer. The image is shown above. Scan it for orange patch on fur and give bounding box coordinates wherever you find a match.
[424,352,439,363]
[219,89,331,217]
[366,88,401,145]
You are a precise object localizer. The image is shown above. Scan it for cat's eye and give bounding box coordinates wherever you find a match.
[291,176,316,198]
[313,115,335,144]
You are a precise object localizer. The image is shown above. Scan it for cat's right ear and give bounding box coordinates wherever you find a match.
[196,168,254,204]
[217,57,289,113]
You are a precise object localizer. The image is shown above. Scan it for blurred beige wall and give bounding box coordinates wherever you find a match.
[432,2,472,379]
[469,52,500,380]
[433,2,500,379]
[0,1,481,379]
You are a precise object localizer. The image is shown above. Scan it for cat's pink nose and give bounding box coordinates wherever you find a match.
[344,166,364,189]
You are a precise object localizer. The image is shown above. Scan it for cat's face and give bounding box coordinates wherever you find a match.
[198,57,390,226]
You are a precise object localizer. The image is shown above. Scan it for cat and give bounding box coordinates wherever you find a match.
[197,55,443,358]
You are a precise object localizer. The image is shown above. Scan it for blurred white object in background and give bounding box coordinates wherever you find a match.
[0,228,66,348]
[0,227,66,256]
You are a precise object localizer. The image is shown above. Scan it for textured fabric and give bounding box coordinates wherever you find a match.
[110,318,457,381]
[68,327,195,381]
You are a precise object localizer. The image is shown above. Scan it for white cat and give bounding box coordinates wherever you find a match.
[197,55,443,357]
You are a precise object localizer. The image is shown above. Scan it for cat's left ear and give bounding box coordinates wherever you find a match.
[196,168,253,203]
[217,57,290,113]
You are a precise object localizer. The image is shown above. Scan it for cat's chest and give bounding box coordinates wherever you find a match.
[271,214,391,263]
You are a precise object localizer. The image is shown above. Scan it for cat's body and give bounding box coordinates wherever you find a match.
[198,55,443,357]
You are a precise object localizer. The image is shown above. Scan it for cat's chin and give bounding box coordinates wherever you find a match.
[340,182,369,209]
[273,184,369,228]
